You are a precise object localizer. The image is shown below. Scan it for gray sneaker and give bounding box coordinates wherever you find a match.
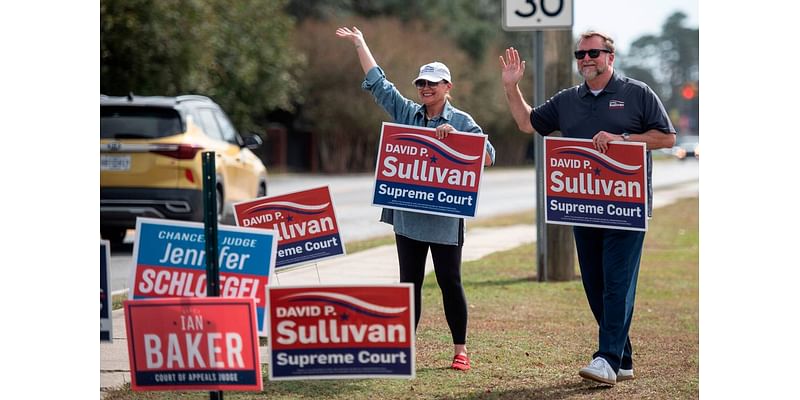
[578,357,617,385]
[617,368,634,381]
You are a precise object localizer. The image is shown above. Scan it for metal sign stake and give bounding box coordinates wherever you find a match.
[202,151,224,400]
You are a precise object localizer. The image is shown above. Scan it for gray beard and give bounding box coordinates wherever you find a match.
[579,65,605,81]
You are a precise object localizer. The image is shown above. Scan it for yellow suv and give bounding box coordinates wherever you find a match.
[100,94,268,243]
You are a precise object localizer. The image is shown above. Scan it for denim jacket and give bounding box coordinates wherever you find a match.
[362,66,496,245]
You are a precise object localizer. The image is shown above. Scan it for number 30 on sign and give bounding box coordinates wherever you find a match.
[502,0,573,30]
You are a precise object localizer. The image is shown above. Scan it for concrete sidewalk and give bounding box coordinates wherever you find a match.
[100,181,698,397]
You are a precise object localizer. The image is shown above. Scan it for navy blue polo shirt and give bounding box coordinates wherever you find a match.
[530,72,676,217]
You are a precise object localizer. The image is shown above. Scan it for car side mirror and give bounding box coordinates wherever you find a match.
[243,134,263,150]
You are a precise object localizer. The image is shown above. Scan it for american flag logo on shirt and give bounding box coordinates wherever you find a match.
[609,100,625,109]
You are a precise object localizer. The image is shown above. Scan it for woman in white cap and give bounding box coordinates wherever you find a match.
[336,26,496,372]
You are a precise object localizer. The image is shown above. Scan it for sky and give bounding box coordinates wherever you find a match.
[573,0,698,53]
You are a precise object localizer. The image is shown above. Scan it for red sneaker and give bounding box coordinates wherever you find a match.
[451,353,470,371]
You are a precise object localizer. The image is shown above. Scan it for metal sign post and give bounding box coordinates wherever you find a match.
[503,0,573,281]
[202,151,223,400]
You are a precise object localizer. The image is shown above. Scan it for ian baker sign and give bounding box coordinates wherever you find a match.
[545,137,648,231]
[373,122,486,218]
[267,284,415,380]
[124,297,262,391]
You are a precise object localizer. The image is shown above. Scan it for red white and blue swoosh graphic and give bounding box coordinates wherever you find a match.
[281,291,408,319]
[554,146,641,176]
[393,132,480,165]
[242,201,330,216]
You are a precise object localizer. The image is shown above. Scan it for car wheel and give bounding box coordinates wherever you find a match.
[257,181,267,198]
[101,227,127,245]
[216,185,225,222]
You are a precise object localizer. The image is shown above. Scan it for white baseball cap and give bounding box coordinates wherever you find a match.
[412,61,452,84]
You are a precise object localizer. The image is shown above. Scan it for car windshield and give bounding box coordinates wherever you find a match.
[101,106,183,139]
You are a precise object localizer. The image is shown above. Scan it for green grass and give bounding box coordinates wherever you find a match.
[345,234,397,254]
[105,198,698,399]
[112,293,126,311]
[468,210,536,229]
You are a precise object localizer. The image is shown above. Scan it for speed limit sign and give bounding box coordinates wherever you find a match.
[503,0,573,30]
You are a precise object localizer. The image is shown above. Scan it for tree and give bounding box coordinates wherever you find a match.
[291,16,536,173]
[287,0,502,61]
[101,0,213,96]
[293,18,474,172]
[618,12,699,117]
[199,0,302,133]
[101,0,302,133]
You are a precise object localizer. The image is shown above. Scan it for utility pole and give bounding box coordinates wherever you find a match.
[542,30,576,281]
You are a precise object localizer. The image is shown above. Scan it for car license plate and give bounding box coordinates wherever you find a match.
[101,155,131,171]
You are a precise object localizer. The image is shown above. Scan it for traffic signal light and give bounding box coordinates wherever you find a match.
[681,82,697,100]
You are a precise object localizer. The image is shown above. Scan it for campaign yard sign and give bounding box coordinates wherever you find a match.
[266,284,415,380]
[233,186,345,270]
[544,137,648,231]
[372,122,486,218]
[101,239,112,342]
[130,217,278,335]
[124,297,262,391]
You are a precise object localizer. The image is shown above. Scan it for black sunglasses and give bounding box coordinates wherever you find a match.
[574,49,612,59]
[415,80,444,89]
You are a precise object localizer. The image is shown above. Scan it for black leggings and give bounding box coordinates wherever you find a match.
[395,234,467,345]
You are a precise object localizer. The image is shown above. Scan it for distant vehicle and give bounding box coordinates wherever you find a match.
[100,94,268,244]
[665,134,699,161]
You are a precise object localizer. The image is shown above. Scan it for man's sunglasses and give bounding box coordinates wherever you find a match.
[573,49,612,59]
[415,80,445,89]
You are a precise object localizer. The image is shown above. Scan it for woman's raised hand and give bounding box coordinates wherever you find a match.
[335,26,364,45]
[336,26,377,73]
